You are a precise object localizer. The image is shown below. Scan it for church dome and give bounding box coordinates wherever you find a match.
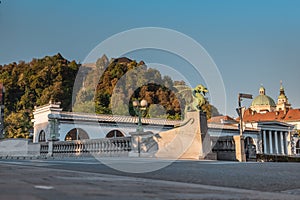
[251,86,276,107]
[251,95,276,107]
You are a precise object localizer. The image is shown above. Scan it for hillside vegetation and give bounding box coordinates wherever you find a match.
[0,53,80,138]
[0,53,220,138]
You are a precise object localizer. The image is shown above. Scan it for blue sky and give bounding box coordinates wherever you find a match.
[1,0,300,117]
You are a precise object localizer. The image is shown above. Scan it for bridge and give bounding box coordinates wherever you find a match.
[14,101,293,161]
[32,102,178,143]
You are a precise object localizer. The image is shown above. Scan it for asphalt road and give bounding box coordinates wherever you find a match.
[0,157,299,199]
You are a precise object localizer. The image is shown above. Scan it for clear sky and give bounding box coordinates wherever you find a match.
[1,0,300,117]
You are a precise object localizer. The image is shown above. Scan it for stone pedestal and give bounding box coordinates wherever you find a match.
[127,111,212,160]
[154,111,211,160]
[233,135,246,162]
[129,131,154,157]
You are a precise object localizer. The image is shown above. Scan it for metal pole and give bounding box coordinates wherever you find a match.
[237,93,252,162]
[238,96,243,136]
[137,109,143,132]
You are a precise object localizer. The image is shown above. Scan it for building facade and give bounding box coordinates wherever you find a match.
[208,116,294,157]
[243,82,299,155]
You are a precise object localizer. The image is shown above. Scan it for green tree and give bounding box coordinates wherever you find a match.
[5,110,32,138]
[0,53,80,138]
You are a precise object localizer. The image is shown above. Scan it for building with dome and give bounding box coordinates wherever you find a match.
[207,82,300,158]
[244,82,297,125]
[250,86,276,113]
[250,82,291,114]
[243,82,300,156]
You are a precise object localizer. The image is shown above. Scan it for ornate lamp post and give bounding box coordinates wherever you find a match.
[132,99,148,132]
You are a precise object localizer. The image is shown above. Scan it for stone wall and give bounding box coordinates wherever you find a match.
[0,139,40,157]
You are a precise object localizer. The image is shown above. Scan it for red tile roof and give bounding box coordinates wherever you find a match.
[241,108,300,123]
[208,115,258,132]
[283,109,300,122]
[208,115,237,124]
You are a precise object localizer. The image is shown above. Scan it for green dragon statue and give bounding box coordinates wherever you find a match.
[179,84,208,113]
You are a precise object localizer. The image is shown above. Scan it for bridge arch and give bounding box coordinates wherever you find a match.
[244,136,256,160]
[244,136,255,147]
[38,130,46,142]
[106,130,125,138]
[65,128,89,141]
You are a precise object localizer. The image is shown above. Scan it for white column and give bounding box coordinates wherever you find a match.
[284,132,288,155]
[263,130,267,154]
[269,130,273,154]
[280,131,284,155]
[277,131,281,154]
[274,131,279,154]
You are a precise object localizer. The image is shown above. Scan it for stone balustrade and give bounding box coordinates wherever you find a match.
[40,137,132,157]
[212,136,236,152]
[40,142,49,157]
[211,136,237,161]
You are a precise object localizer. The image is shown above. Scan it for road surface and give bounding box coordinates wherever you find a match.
[0,157,299,199]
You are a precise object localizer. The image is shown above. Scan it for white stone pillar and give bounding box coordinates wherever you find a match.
[274,131,279,155]
[263,130,267,154]
[280,131,284,155]
[269,130,273,154]
[284,132,288,155]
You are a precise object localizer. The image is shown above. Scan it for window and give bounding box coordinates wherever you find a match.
[64,128,89,141]
[106,130,125,138]
[296,140,300,155]
[38,130,46,142]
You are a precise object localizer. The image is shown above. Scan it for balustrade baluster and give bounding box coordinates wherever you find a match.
[107,141,110,152]
[119,140,122,150]
[95,142,99,154]
[100,141,103,154]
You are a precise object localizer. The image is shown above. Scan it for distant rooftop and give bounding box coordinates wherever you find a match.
[242,108,300,123]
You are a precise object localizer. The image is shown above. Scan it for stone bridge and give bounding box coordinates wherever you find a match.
[32,102,179,143]
[30,102,296,160]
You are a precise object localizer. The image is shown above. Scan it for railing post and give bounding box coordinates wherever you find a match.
[46,138,58,157]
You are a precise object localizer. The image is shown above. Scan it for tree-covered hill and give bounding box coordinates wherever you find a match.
[0,53,80,138]
[73,56,183,118]
[74,55,220,119]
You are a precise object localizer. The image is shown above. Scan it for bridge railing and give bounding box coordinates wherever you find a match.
[41,137,132,157]
[211,136,236,161]
[40,142,49,157]
[212,136,236,152]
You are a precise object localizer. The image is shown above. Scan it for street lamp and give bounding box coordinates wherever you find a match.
[133,99,148,132]
[237,93,253,136]
[236,93,253,162]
